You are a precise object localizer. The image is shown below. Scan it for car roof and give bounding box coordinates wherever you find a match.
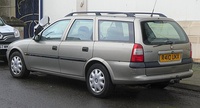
[60,11,174,21]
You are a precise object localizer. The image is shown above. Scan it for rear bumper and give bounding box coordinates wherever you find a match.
[107,60,193,84]
[113,69,193,84]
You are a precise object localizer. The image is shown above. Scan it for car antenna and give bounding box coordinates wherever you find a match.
[151,0,158,17]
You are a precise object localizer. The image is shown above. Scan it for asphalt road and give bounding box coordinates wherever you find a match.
[0,61,200,108]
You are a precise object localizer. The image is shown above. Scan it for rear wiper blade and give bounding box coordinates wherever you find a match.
[153,40,174,47]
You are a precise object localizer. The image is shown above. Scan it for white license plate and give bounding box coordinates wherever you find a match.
[0,45,8,49]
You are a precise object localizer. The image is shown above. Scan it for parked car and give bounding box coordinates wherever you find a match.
[6,12,193,98]
[0,17,20,62]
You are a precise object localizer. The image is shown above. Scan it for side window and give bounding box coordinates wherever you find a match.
[41,19,70,40]
[99,20,134,42]
[67,19,93,41]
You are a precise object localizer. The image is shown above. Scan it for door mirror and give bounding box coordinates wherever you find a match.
[39,16,50,27]
[34,35,41,42]
[34,16,50,35]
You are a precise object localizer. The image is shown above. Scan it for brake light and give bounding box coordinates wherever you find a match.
[190,43,192,58]
[131,43,144,62]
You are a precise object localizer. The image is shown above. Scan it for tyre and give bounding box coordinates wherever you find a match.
[150,82,169,89]
[86,63,114,98]
[9,51,30,78]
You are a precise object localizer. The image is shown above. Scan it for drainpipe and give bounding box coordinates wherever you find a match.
[39,0,43,20]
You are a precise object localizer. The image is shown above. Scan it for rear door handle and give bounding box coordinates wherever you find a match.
[52,46,57,50]
[82,47,89,52]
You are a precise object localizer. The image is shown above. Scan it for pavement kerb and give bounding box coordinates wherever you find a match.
[169,62,200,92]
[170,83,200,92]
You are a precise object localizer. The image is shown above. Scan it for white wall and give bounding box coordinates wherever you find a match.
[88,0,200,21]
[43,0,76,22]
[43,0,200,22]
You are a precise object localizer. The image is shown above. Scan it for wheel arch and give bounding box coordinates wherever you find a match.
[8,48,24,60]
[84,58,114,82]
[8,47,30,70]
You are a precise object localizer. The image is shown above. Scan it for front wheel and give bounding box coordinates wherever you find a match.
[9,51,30,78]
[86,63,114,98]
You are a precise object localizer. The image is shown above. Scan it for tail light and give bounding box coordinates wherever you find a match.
[190,43,192,58]
[131,43,144,62]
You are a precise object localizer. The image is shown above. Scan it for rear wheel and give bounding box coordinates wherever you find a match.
[9,51,30,78]
[86,63,114,98]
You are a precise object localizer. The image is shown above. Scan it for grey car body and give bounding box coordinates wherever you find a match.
[6,12,193,98]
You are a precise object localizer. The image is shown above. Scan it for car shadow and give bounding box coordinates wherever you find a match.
[2,61,178,103]
[0,60,9,70]
[23,72,177,102]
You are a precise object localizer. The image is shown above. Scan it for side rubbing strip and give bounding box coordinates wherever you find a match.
[59,56,87,62]
[26,53,87,62]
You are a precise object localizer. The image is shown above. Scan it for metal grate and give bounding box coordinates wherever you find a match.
[0,32,14,40]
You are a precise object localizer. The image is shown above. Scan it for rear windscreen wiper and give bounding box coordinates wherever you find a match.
[153,40,173,47]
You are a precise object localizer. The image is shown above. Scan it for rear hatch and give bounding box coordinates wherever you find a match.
[140,20,192,76]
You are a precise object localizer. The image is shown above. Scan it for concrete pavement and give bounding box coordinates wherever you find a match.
[171,63,200,91]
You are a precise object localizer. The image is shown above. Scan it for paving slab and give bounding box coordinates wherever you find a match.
[171,63,200,91]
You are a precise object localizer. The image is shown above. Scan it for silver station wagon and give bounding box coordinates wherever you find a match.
[6,12,193,98]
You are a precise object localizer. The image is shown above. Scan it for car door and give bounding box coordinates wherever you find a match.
[28,19,70,73]
[59,19,94,76]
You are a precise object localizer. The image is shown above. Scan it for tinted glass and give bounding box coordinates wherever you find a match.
[141,20,189,45]
[98,20,134,42]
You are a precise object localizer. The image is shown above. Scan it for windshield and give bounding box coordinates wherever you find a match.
[141,20,189,45]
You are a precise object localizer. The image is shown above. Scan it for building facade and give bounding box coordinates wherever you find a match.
[1,0,200,62]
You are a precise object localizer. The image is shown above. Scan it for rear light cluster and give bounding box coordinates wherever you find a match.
[131,43,144,62]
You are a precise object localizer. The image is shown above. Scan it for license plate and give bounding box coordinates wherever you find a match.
[159,53,181,62]
[0,45,8,49]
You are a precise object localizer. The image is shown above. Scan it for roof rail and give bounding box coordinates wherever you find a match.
[129,12,167,17]
[65,11,134,17]
[65,11,167,17]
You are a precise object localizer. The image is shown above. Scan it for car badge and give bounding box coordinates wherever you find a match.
[0,33,3,39]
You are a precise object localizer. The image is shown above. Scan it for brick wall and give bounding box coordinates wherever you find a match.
[0,0,15,17]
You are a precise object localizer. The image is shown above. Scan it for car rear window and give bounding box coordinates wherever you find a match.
[141,20,189,45]
[98,20,134,42]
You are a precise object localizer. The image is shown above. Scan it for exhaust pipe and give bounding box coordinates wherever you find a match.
[170,79,180,84]
[170,76,181,84]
